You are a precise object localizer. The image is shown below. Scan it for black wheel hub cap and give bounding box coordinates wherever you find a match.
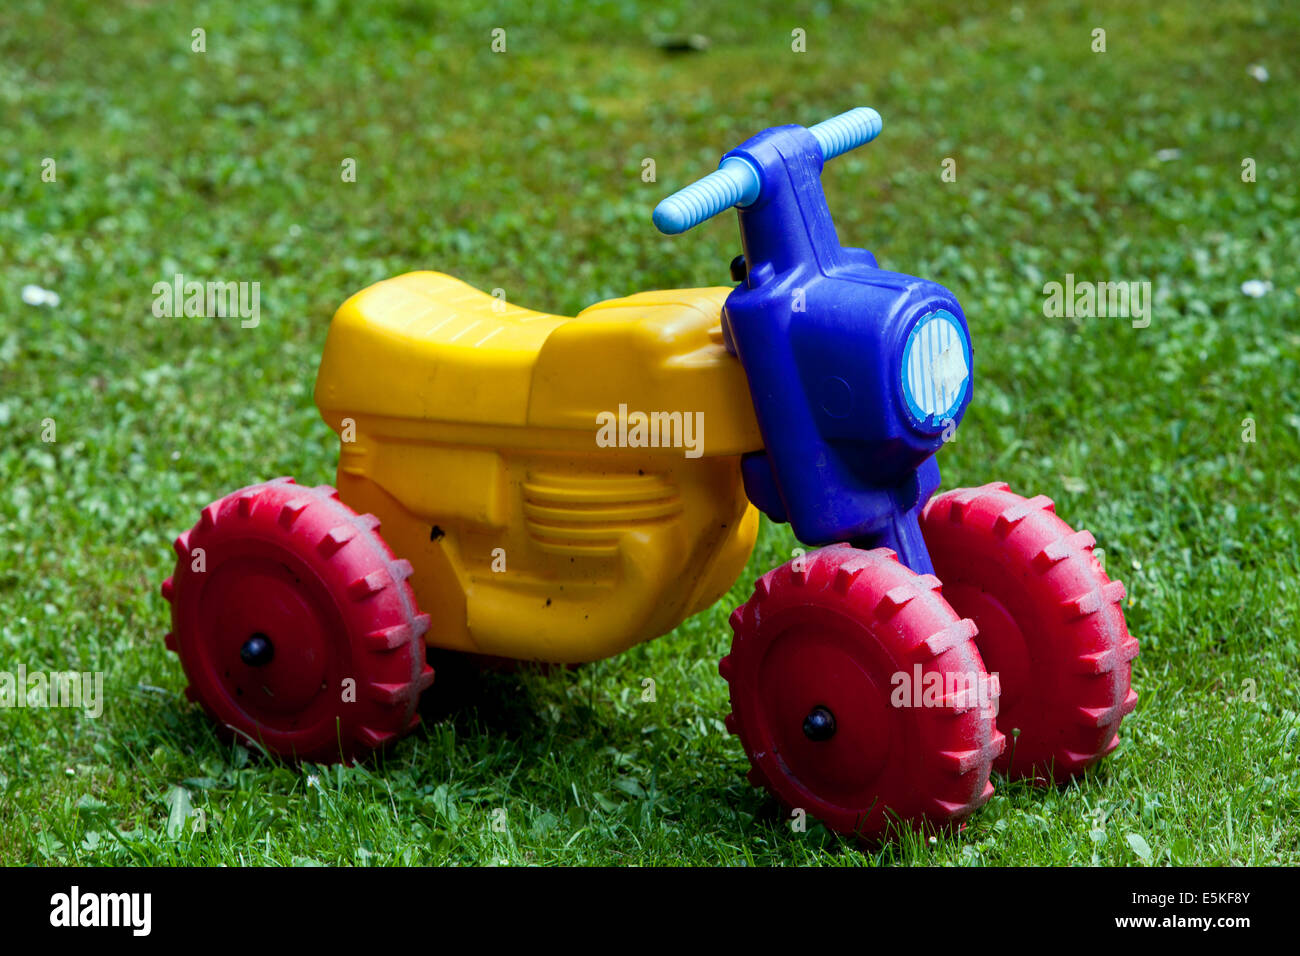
[240,632,275,667]
[803,704,837,742]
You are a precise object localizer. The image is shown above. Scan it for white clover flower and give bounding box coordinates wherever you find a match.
[21,284,60,307]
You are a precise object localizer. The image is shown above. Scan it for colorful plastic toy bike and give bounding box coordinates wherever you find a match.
[162,108,1138,839]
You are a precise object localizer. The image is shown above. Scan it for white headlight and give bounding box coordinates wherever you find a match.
[901,310,970,427]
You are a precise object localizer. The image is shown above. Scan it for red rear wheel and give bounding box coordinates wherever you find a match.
[161,477,434,762]
[921,483,1138,782]
[722,545,1004,840]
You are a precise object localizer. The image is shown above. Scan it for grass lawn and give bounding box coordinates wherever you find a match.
[1,0,1297,865]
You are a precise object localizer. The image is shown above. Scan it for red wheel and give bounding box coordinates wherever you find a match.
[920,483,1138,782]
[161,477,435,762]
[722,545,1004,840]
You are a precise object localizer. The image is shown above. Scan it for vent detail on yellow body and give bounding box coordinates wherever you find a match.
[522,472,682,556]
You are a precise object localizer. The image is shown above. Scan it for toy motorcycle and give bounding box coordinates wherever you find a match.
[162,108,1137,840]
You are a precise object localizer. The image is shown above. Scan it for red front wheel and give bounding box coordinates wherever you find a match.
[921,483,1139,782]
[722,544,1004,840]
[161,477,434,762]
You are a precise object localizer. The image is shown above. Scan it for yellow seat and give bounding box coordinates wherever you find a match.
[315,271,568,427]
[315,271,763,454]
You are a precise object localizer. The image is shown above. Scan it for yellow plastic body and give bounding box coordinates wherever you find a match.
[314,271,764,663]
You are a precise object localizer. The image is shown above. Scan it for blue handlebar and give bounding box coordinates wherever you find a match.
[652,107,882,235]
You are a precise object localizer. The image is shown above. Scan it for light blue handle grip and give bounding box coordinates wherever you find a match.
[652,107,882,235]
[652,157,760,236]
[809,106,883,162]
